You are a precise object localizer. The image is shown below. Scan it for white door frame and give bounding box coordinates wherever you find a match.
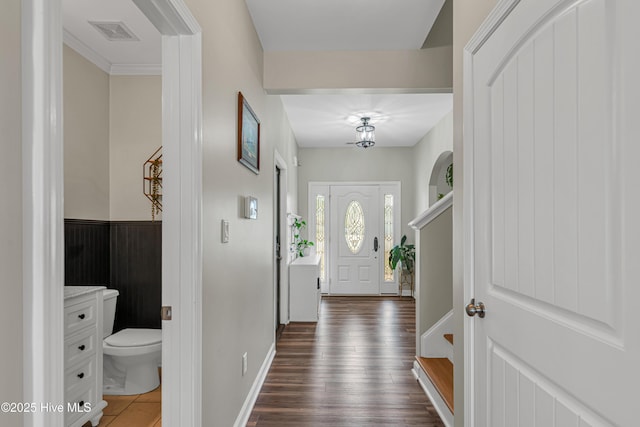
[22,1,202,426]
[274,150,289,325]
[462,3,516,421]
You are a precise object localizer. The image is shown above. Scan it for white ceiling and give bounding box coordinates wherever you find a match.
[62,0,161,74]
[62,0,451,148]
[245,0,445,51]
[245,0,451,147]
[281,93,452,148]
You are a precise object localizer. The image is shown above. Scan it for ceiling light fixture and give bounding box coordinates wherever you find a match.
[355,117,375,148]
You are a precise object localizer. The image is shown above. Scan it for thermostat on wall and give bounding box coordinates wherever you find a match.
[245,196,258,219]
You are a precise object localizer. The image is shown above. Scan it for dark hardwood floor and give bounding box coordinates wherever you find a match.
[248,296,445,426]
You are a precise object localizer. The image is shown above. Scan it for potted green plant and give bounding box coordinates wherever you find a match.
[292,217,314,257]
[438,163,453,200]
[388,235,416,296]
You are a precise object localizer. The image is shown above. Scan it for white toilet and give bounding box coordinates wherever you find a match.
[102,289,162,395]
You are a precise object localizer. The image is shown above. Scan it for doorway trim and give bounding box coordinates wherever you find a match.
[274,150,289,326]
[22,1,202,425]
[462,1,520,424]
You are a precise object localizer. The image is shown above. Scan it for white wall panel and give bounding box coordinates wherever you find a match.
[575,0,610,322]
[502,61,519,294]
[518,373,535,427]
[490,350,505,427]
[488,0,616,330]
[532,25,555,305]
[534,384,554,427]
[552,8,579,313]
[490,76,505,289]
[489,344,612,426]
[517,43,535,299]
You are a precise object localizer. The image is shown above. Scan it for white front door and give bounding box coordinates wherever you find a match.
[466,0,640,425]
[330,185,381,294]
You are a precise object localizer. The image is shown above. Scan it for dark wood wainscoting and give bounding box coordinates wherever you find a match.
[65,219,110,286]
[110,221,162,332]
[64,219,161,332]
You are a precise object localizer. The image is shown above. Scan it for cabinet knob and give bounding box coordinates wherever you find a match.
[78,345,86,351]
[77,372,85,379]
[78,313,86,320]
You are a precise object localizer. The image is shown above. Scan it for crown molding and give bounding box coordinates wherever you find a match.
[110,64,162,75]
[63,29,161,76]
[63,29,111,73]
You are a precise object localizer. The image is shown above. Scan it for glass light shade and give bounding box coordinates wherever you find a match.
[355,117,375,148]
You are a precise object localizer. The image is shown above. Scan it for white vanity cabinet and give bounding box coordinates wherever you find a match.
[289,255,321,322]
[64,286,108,427]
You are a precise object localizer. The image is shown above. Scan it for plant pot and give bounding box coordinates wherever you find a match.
[400,269,414,297]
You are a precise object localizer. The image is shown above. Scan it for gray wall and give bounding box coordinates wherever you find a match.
[0,0,23,425]
[186,0,299,424]
[413,111,453,214]
[64,45,163,222]
[63,45,111,220]
[419,207,453,337]
[264,47,452,93]
[109,76,162,221]
[297,147,416,240]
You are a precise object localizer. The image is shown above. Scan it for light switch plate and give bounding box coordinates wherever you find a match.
[244,196,258,219]
[242,352,248,376]
[221,220,229,243]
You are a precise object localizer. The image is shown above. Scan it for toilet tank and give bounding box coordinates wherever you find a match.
[102,289,119,338]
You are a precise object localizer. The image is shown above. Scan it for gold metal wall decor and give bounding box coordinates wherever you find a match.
[143,146,163,220]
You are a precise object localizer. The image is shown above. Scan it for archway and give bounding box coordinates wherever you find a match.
[429,151,453,206]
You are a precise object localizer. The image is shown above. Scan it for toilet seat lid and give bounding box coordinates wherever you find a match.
[105,328,162,347]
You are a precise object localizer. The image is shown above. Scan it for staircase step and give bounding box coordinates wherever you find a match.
[444,334,453,345]
[416,356,454,413]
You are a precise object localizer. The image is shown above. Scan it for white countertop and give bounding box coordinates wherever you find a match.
[64,285,107,300]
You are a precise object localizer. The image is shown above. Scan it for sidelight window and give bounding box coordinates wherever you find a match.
[315,195,326,281]
[384,194,394,282]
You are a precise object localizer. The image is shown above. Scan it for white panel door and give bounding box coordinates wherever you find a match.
[330,185,381,294]
[466,0,640,425]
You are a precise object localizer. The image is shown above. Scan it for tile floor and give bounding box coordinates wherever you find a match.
[82,385,161,427]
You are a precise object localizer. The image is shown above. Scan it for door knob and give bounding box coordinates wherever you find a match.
[465,298,485,318]
[373,237,379,252]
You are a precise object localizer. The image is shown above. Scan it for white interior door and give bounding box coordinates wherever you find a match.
[330,185,381,294]
[466,0,640,425]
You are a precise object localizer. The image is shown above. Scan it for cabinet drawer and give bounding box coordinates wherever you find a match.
[65,357,96,395]
[65,328,97,368]
[65,298,97,336]
[65,383,95,426]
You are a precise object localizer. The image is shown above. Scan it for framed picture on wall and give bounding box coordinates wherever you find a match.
[237,92,260,174]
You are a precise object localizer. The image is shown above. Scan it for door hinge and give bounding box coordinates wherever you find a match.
[161,306,173,321]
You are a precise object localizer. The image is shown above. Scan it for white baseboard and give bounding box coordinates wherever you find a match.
[412,361,453,427]
[233,343,276,427]
[401,289,414,297]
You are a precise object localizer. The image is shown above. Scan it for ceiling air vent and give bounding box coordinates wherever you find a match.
[89,21,139,41]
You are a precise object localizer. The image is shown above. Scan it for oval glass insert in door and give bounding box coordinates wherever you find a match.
[344,200,365,254]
